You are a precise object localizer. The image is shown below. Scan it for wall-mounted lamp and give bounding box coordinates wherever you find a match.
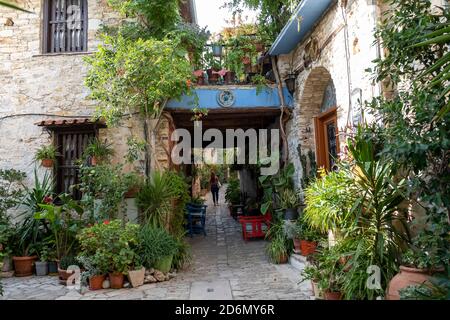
[285,73,297,96]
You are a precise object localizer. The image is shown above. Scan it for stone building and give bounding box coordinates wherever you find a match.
[0,0,447,209]
[0,0,195,188]
[272,0,446,188]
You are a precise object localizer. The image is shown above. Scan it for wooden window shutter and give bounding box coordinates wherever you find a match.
[55,129,95,200]
[43,0,88,53]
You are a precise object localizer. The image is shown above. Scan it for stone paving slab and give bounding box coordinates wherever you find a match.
[0,187,311,300]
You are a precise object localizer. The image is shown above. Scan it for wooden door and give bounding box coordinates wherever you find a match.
[314,108,339,171]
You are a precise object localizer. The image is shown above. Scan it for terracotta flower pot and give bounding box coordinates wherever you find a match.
[41,159,54,168]
[386,265,442,300]
[207,68,220,84]
[324,291,342,300]
[255,43,265,52]
[91,156,99,166]
[89,275,106,291]
[339,256,352,272]
[311,281,324,300]
[300,240,318,256]
[242,56,251,65]
[124,186,140,199]
[109,272,124,289]
[293,238,301,254]
[224,71,235,84]
[12,256,37,277]
[58,267,71,283]
[277,254,289,264]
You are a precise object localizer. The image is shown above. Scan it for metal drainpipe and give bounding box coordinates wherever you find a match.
[371,0,384,101]
[339,0,353,128]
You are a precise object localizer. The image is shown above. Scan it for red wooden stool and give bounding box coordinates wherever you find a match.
[238,213,272,241]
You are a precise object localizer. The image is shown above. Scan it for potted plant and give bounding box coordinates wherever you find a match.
[266,236,289,264]
[77,256,106,291]
[315,247,345,300]
[280,189,300,220]
[77,220,140,289]
[0,220,15,276]
[286,221,302,254]
[295,217,321,257]
[127,256,145,288]
[46,247,58,274]
[300,227,320,257]
[211,43,223,57]
[35,246,50,276]
[57,256,78,283]
[301,263,324,300]
[387,246,446,300]
[34,194,85,273]
[35,145,59,168]
[193,69,205,85]
[205,51,222,85]
[11,227,37,277]
[0,169,25,276]
[265,216,291,264]
[83,138,114,165]
[137,224,179,273]
[225,178,241,217]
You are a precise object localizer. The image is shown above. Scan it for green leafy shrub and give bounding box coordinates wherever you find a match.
[83,138,114,163]
[79,164,137,221]
[35,145,59,161]
[77,220,139,274]
[304,168,355,233]
[137,224,179,269]
[34,193,85,260]
[225,178,240,205]
[59,256,78,270]
[136,171,174,228]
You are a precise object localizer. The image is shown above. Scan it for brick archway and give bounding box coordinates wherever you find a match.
[298,67,337,171]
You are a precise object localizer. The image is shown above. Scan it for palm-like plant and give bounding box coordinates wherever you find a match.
[340,136,410,294]
[15,169,54,256]
[136,171,175,228]
[0,1,32,13]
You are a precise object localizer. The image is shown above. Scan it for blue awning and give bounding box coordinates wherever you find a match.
[269,0,335,56]
[167,85,293,110]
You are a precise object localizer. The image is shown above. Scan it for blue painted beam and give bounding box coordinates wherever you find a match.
[269,0,334,56]
[167,85,293,110]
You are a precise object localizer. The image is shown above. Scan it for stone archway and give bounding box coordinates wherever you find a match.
[298,67,338,172]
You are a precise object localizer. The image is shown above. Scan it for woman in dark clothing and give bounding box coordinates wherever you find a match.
[210,172,220,206]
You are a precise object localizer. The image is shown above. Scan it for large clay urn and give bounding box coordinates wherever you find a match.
[386,266,434,300]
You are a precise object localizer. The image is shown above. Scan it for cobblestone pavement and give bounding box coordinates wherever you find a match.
[0,188,310,300]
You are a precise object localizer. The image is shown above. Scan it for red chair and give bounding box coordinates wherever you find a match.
[238,213,272,241]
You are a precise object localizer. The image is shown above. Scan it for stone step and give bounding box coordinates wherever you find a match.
[289,254,308,271]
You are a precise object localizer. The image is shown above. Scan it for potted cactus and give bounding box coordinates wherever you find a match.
[35,145,59,168]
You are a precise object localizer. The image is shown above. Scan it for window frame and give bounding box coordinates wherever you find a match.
[42,0,88,54]
[53,126,97,200]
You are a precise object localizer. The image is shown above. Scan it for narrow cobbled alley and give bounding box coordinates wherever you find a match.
[1,187,311,300]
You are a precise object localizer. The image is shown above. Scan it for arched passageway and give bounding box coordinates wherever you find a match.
[298,67,339,171]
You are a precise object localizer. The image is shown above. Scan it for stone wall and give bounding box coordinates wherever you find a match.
[0,0,171,188]
[279,0,384,187]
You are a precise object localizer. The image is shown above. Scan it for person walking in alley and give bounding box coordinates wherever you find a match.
[210,172,221,206]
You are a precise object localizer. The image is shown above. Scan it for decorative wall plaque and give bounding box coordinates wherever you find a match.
[217,90,235,108]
